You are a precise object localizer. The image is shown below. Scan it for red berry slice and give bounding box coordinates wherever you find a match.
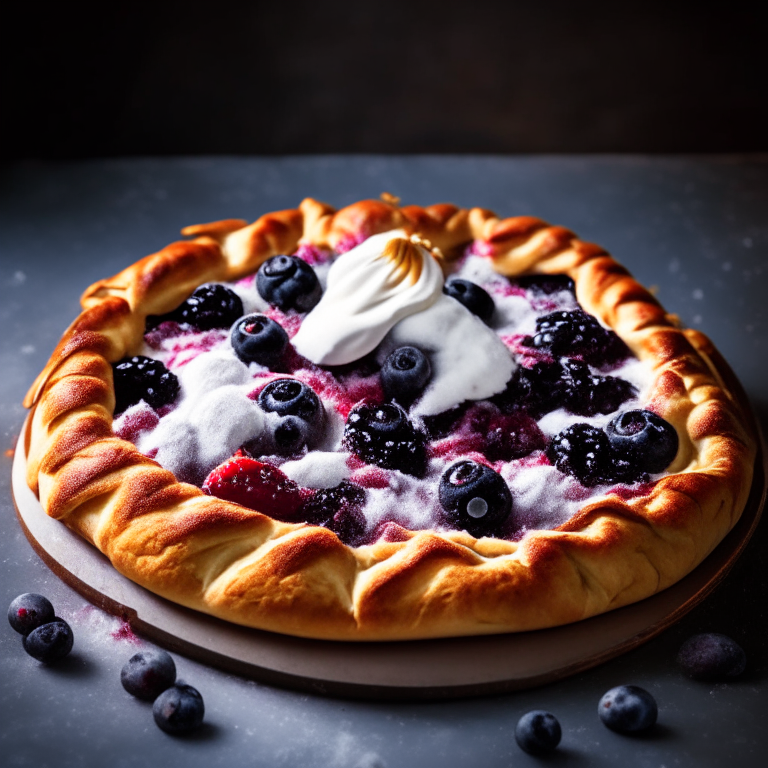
[203,456,311,522]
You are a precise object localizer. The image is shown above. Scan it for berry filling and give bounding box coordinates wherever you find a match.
[115,242,663,544]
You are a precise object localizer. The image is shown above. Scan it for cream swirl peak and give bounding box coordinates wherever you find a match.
[291,230,444,365]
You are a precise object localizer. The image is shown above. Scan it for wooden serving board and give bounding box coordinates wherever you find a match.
[12,418,766,701]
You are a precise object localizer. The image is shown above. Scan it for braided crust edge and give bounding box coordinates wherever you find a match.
[23,198,757,640]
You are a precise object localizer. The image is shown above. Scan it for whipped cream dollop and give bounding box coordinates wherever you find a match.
[378,295,517,417]
[291,230,444,365]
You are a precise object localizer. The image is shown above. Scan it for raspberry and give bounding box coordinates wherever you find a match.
[203,456,310,521]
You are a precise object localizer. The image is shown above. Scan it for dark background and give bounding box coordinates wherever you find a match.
[3,1,767,160]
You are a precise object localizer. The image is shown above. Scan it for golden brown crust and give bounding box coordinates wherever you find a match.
[24,198,757,640]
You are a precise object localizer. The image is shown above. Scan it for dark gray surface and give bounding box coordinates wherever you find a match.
[1,156,766,767]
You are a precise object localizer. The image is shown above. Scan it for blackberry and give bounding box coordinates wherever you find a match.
[381,346,432,406]
[438,460,513,537]
[256,255,322,312]
[598,685,658,734]
[547,423,616,487]
[527,309,629,366]
[7,593,55,636]
[515,710,562,755]
[443,278,495,323]
[231,314,289,367]
[343,403,427,477]
[113,356,180,414]
[492,363,564,418]
[606,410,678,474]
[147,284,243,331]
[121,650,177,701]
[301,482,367,545]
[677,633,746,681]
[496,360,635,419]
[558,359,637,417]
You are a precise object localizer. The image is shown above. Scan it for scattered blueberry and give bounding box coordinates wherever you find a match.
[113,356,180,415]
[381,346,432,405]
[22,619,74,663]
[256,255,322,312]
[598,685,658,734]
[515,710,562,755]
[8,593,55,635]
[230,313,289,366]
[526,309,629,366]
[343,403,427,476]
[677,633,746,681]
[121,649,177,701]
[147,284,244,331]
[301,482,368,545]
[606,410,678,474]
[438,460,513,537]
[443,278,495,323]
[153,683,205,735]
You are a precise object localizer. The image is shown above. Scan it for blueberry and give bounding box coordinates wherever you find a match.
[112,356,180,415]
[438,460,512,537]
[273,416,309,455]
[256,255,322,312]
[598,685,658,733]
[443,278,495,323]
[147,284,244,331]
[676,633,746,681]
[8,593,55,635]
[343,403,427,476]
[527,309,629,366]
[515,710,562,755]
[257,378,321,421]
[257,379,325,454]
[606,410,678,474]
[231,314,289,366]
[22,619,74,663]
[153,683,205,735]
[301,482,368,545]
[547,423,617,487]
[381,346,432,405]
[121,649,177,701]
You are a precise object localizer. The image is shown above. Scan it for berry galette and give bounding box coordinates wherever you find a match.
[22,197,757,640]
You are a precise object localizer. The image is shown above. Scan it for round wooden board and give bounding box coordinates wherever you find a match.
[12,418,766,701]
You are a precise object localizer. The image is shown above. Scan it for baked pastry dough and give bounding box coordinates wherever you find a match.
[23,198,757,640]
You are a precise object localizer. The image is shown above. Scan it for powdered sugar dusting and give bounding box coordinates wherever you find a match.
[115,248,655,541]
